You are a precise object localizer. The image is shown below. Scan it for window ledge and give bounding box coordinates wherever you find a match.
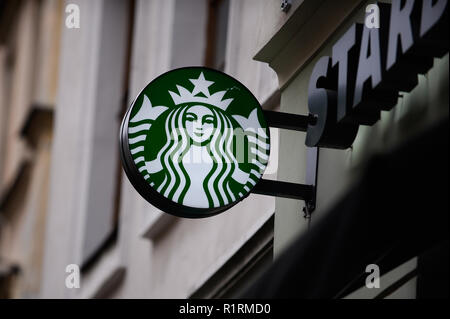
[19,103,53,140]
[78,243,125,298]
[140,210,176,240]
[0,158,31,210]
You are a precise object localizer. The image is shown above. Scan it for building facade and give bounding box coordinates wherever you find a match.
[0,0,447,299]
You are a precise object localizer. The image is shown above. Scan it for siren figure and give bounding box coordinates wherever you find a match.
[128,72,268,209]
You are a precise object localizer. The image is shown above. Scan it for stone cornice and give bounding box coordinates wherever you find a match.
[254,0,363,89]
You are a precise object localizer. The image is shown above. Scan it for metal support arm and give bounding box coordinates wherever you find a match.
[252,110,319,216]
[263,110,316,132]
[252,179,314,201]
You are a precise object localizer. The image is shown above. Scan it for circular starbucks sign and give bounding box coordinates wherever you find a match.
[120,67,270,218]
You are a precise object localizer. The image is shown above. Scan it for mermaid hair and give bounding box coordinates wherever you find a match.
[154,104,239,207]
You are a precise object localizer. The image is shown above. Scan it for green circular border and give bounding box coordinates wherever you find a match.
[120,67,271,218]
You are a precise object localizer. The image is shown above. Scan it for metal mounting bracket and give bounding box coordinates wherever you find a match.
[251,110,318,216]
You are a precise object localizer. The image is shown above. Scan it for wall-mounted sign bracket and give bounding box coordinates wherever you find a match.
[251,110,318,216]
[263,110,316,132]
[252,179,314,201]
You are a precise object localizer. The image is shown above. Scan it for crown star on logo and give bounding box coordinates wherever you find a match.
[168,72,234,111]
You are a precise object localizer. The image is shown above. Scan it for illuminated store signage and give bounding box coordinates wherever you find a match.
[119,2,448,218]
[306,0,448,148]
[120,68,270,218]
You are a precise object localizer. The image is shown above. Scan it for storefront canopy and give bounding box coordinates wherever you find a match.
[244,119,448,298]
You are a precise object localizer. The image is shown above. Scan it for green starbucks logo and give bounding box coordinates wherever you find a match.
[120,67,270,218]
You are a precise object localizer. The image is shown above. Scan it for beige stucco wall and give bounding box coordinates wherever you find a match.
[39,0,281,299]
[0,0,61,298]
[1,0,37,196]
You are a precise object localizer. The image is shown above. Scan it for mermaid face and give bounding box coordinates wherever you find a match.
[184,105,216,144]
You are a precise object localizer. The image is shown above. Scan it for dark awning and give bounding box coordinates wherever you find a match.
[243,119,449,298]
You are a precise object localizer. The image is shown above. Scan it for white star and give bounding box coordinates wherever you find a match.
[189,72,214,97]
